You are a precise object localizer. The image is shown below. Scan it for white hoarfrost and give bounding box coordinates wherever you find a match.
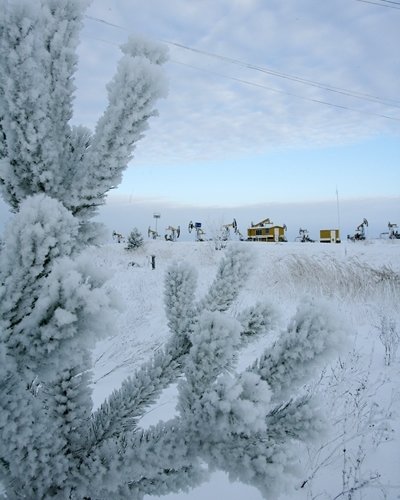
[0,0,353,498]
[91,240,399,500]
[0,0,168,228]
[253,298,347,401]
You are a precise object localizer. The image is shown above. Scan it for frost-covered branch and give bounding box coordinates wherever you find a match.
[198,245,251,312]
[0,0,345,497]
[173,298,346,497]
[0,194,120,497]
[75,37,168,218]
[73,418,205,499]
[236,301,278,341]
[164,261,197,343]
[89,262,197,445]
[0,1,168,230]
[0,347,70,497]
[0,196,78,376]
[89,346,182,445]
[0,1,88,210]
[90,248,272,448]
[252,299,346,402]
[266,395,325,443]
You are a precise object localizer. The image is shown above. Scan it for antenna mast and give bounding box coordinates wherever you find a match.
[336,186,341,233]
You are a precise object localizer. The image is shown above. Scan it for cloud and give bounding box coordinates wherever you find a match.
[74,0,399,167]
[2,1,398,247]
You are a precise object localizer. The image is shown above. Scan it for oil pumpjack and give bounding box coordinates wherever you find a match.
[347,218,368,241]
[147,227,158,239]
[221,218,241,240]
[164,225,180,242]
[295,228,314,242]
[388,222,400,239]
[188,221,206,241]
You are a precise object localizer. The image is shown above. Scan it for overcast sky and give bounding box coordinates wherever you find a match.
[1,0,399,241]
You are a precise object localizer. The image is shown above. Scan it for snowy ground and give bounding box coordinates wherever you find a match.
[90,238,400,500]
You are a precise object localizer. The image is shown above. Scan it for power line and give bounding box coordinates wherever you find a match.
[84,14,400,109]
[354,0,400,9]
[83,15,400,120]
[87,35,120,47]
[164,40,400,108]
[85,15,126,30]
[172,60,400,122]
[85,33,400,121]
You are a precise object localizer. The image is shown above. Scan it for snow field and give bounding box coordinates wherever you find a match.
[90,238,400,500]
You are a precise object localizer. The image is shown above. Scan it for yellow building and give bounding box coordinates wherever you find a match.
[319,229,341,243]
[247,218,287,242]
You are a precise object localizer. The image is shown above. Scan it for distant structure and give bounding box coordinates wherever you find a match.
[247,218,287,242]
[147,227,158,239]
[388,222,400,240]
[219,218,244,241]
[165,225,180,242]
[221,218,238,241]
[148,213,161,239]
[153,213,161,233]
[347,218,368,242]
[295,228,314,243]
[112,230,124,243]
[320,229,341,243]
[188,221,206,241]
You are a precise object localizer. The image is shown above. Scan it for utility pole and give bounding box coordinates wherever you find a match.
[153,213,161,235]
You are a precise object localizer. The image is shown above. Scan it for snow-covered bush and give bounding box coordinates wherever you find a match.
[126,227,144,251]
[0,1,344,498]
[281,254,400,302]
[377,313,399,366]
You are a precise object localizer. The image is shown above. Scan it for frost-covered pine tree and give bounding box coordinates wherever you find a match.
[126,227,144,251]
[0,0,167,243]
[0,1,344,498]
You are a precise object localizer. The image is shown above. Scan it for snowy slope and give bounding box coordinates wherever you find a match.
[90,238,400,500]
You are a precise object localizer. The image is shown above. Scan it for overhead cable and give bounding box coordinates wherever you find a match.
[84,15,400,121]
[172,60,400,122]
[164,40,400,108]
[354,0,400,9]
[85,14,400,108]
